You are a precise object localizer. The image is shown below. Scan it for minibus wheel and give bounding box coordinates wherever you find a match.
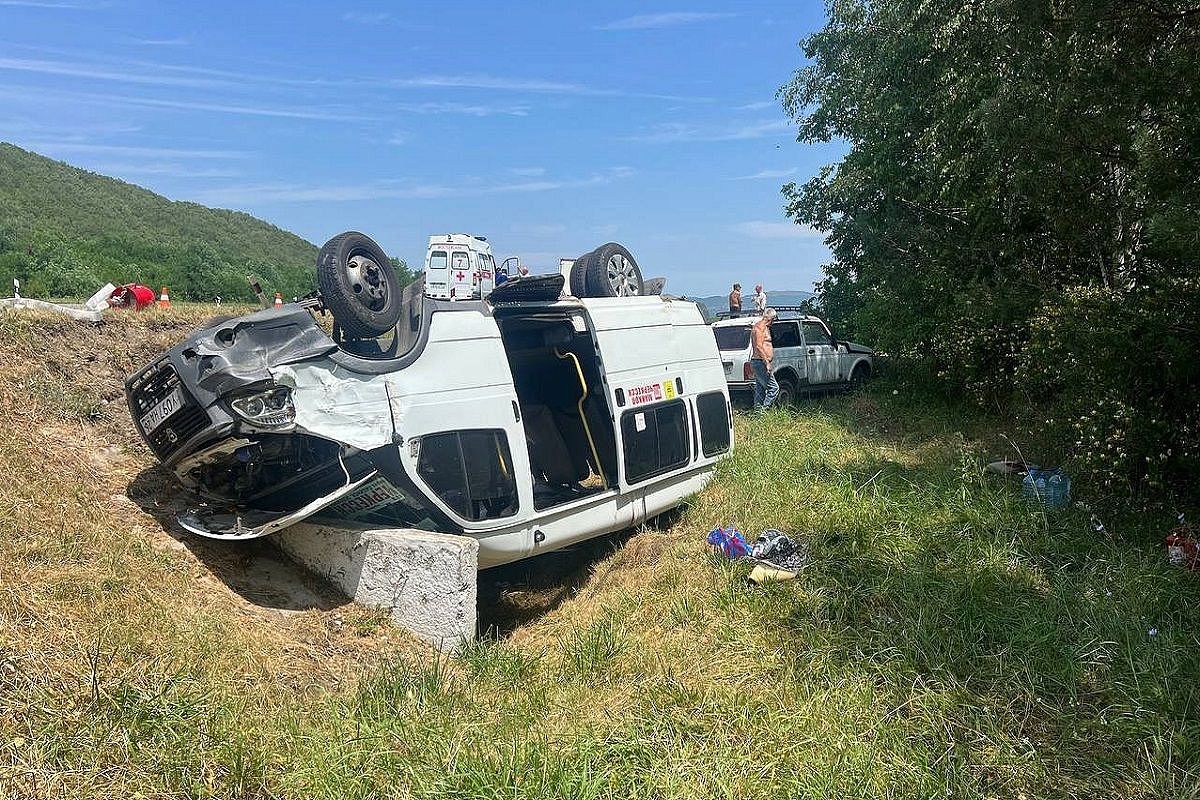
[317,231,402,338]
[586,242,644,297]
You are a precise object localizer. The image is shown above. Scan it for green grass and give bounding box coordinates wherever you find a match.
[1,313,1198,797]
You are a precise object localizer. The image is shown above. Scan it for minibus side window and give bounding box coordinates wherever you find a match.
[620,400,689,484]
[696,392,731,456]
[416,430,518,521]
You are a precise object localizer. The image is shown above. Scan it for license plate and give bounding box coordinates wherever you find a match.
[140,388,185,434]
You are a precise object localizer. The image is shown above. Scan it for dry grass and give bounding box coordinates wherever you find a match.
[1,308,1197,798]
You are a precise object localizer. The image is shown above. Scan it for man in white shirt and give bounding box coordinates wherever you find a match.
[752,284,767,312]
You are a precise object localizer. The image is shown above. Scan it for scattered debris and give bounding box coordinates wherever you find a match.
[985,459,1028,475]
[1165,513,1198,570]
[85,282,117,311]
[748,563,798,584]
[706,525,751,559]
[107,283,157,311]
[1021,466,1071,508]
[749,529,809,572]
[706,526,809,583]
[1,280,106,322]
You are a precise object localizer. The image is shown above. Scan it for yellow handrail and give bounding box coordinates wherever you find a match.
[554,348,608,489]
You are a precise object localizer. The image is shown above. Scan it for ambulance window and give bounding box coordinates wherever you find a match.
[620,400,689,484]
[416,430,518,521]
[696,392,731,457]
[429,251,448,269]
[451,251,469,272]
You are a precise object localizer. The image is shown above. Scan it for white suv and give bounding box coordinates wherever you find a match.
[711,309,874,405]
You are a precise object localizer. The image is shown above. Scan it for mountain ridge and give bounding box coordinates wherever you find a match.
[0,142,319,300]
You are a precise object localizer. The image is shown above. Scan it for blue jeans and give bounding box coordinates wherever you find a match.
[750,358,778,410]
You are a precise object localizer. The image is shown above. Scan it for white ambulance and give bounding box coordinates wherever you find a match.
[422,233,497,301]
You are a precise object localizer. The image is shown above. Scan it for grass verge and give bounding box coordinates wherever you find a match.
[0,310,1197,798]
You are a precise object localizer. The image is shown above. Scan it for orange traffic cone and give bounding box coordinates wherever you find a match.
[273,292,283,308]
[158,286,170,309]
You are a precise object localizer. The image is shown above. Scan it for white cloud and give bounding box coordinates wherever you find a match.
[23,142,249,159]
[736,100,776,111]
[192,168,636,206]
[387,73,708,102]
[394,101,529,117]
[627,119,792,143]
[731,168,797,180]
[0,56,221,88]
[0,84,369,121]
[110,94,370,120]
[598,12,736,30]
[0,0,106,7]
[342,10,391,23]
[133,37,189,46]
[508,167,546,177]
[387,131,408,146]
[90,162,240,178]
[390,74,590,94]
[732,221,823,240]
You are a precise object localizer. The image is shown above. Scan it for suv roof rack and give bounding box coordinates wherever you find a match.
[714,305,813,321]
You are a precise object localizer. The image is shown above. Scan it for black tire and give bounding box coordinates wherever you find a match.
[570,250,594,298]
[585,242,643,298]
[849,363,871,390]
[316,231,402,339]
[775,374,797,407]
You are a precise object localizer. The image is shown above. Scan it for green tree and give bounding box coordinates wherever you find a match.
[783,0,1200,504]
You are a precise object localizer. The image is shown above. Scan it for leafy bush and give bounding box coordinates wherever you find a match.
[1013,279,1200,506]
[784,0,1200,508]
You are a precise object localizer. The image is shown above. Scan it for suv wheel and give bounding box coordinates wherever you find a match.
[570,249,595,298]
[775,374,797,407]
[849,363,871,390]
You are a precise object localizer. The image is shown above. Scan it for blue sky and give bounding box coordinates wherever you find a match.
[0,1,841,296]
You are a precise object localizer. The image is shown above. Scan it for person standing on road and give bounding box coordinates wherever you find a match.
[752,284,767,312]
[729,283,742,314]
[750,307,779,411]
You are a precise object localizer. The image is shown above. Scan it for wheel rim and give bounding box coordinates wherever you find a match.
[344,253,388,311]
[606,253,641,296]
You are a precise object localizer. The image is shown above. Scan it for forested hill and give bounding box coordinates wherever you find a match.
[0,142,318,300]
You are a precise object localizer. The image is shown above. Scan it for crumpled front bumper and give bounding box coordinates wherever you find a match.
[125,306,339,468]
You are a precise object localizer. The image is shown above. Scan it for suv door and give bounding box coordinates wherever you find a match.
[768,320,804,382]
[801,320,841,384]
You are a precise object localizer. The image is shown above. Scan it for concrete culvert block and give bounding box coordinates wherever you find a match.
[276,523,478,650]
